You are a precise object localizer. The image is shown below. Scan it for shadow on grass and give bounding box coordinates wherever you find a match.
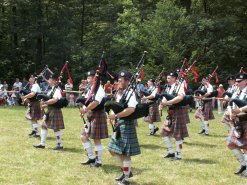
[183,158,217,164]
[61,147,82,153]
[184,141,217,148]
[131,182,157,185]
[140,144,163,150]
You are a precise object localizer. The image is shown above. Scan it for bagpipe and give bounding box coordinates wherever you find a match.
[36,63,70,109]
[140,68,165,99]
[222,92,233,98]
[194,89,218,98]
[155,58,196,107]
[104,51,151,120]
[194,66,219,98]
[229,98,247,108]
[76,96,110,111]
[75,51,108,111]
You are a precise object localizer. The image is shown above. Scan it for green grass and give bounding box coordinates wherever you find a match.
[0,106,246,185]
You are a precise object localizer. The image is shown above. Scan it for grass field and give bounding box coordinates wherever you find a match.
[0,106,246,185]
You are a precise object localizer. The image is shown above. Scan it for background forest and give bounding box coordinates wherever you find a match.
[0,0,246,88]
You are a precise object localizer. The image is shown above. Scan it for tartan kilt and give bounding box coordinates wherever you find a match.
[202,101,215,121]
[29,101,43,121]
[221,110,232,127]
[108,120,141,156]
[87,110,108,139]
[144,103,161,123]
[161,107,189,140]
[226,120,247,149]
[46,106,65,130]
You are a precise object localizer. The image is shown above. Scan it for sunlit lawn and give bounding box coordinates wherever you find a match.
[0,106,246,185]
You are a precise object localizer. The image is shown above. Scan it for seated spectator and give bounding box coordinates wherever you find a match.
[68,93,75,107]
[104,80,112,95]
[64,79,73,99]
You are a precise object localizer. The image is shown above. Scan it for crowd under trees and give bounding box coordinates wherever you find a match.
[0,0,246,88]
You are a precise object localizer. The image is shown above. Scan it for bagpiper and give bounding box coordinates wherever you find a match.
[160,72,189,160]
[108,70,140,185]
[21,74,43,137]
[80,70,108,167]
[226,73,247,176]
[142,79,161,136]
[34,75,65,150]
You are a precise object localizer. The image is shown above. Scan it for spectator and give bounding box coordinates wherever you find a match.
[136,79,145,99]
[217,84,225,114]
[112,80,118,94]
[13,78,22,105]
[68,93,75,107]
[64,79,73,99]
[3,80,8,97]
[0,80,3,90]
[104,80,112,95]
[22,78,28,89]
[79,79,87,96]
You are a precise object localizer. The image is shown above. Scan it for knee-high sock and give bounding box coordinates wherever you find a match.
[204,121,209,134]
[164,136,173,154]
[123,160,131,180]
[176,140,183,159]
[33,123,39,131]
[149,123,155,132]
[196,118,204,130]
[95,145,104,164]
[114,155,123,168]
[232,149,245,166]
[83,141,95,159]
[55,131,62,146]
[40,129,48,146]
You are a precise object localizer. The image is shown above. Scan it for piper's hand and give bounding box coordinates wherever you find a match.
[80,106,88,117]
[108,113,116,120]
[141,97,147,101]
[21,96,25,100]
[232,109,241,115]
[161,101,168,107]
[159,104,163,111]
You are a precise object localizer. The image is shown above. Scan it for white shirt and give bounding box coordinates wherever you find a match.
[205,83,213,93]
[65,83,73,90]
[162,82,185,103]
[85,85,105,104]
[116,89,138,108]
[227,86,247,110]
[31,83,41,94]
[13,82,22,90]
[149,86,157,97]
[47,86,62,100]
[168,83,185,96]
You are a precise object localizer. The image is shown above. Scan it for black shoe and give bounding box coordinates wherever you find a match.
[198,129,205,134]
[81,158,96,165]
[147,131,154,136]
[115,179,130,185]
[153,127,159,135]
[163,153,175,158]
[33,144,45,149]
[90,162,102,168]
[33,133,40,138]
[172,157,182,160]
[115,171,133,181]
[202,133,209,136]
[29,130,37,137]
[235,165,246,174]
[53,145,63,150]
